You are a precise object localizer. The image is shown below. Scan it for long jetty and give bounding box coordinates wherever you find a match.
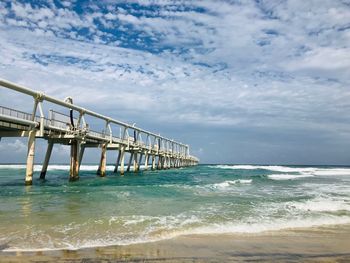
[0,78,199,185]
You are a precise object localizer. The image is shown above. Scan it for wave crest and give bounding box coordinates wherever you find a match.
[211,165,350,176]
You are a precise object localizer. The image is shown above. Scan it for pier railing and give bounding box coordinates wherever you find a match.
[0,79,194,156]
[0,78,199,184]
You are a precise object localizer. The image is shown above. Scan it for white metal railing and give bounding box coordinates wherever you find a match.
[0,105,198,162]
[0,105,32,121]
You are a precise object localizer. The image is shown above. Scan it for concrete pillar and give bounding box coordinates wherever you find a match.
[69,140,79,181]
[127,152,133,172]
[152,155,156,170]
[25,130,36,185]
[163,156,167,169]
[144,152,149,170]
[162,156,166,169]
[78,144,85,172]
[133,152,138,172]
[97,143,107,177]
[157,156,161,170]
[114,149,121,173]
[119,147,125,176]
[138,153,143,171]
[40,140,54,180]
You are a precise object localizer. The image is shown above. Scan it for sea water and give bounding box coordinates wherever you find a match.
[0,164,350,251]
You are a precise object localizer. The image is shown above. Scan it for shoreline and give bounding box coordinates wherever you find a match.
[1,224,350,262]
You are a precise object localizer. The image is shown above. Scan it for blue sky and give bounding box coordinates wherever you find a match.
[0,0,350,164]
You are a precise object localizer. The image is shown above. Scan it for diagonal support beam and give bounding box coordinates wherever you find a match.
[40,140,54,180]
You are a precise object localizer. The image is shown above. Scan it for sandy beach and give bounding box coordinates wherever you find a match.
[1,224,350,262]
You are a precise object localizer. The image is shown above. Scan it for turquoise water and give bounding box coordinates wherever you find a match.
[0,164,350,251]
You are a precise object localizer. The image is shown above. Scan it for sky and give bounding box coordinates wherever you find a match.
[0,0,350,165]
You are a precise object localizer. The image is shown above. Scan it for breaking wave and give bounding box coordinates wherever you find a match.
[4,211,350,252]
[267,173,314,180]
[212,165,350,176]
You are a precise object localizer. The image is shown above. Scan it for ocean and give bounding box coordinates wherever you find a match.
[0,164,350,251]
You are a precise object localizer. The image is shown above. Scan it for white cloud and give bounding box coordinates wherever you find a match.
[0,139,27,153]
[0,0,349,163]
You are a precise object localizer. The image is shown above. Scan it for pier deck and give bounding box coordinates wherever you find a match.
[0,78,198,185]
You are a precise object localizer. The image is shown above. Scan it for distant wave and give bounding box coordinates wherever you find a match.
[211,165,350,176]
[2,164,350,176]
[267,173,314,180]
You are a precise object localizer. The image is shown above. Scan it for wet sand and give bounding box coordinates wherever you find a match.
[1,224,350,262]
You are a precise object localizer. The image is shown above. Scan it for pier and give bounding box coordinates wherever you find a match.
[0,78,199,185]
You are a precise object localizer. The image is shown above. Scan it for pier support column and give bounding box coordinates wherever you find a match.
[152,155,156,170]
[144,152,149,171]
[133,152,138,173]
[25,130,36,185]
[138,153,143,171]
[78,144,85,172]
[161,156,166,170]
[40,140,54,180]
[163,156,167,169]
[119,146,125,176]
[127,152,133,172]
[97,143,107,177]
[161,156,164,169]
[114,149,121,173]
[157,156,161,170]
[69,140,80,181]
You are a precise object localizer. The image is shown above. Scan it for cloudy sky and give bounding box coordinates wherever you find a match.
[0,0,350,164]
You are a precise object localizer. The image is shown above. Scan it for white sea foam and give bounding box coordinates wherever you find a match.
[267,173,314,180]
[312,169,350,176]
[0,164,27,169]
[186,216,350,235]
[206,179,252,190]
[286,197,350,212]
[4,214,350,252]
[214,165,317,173]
